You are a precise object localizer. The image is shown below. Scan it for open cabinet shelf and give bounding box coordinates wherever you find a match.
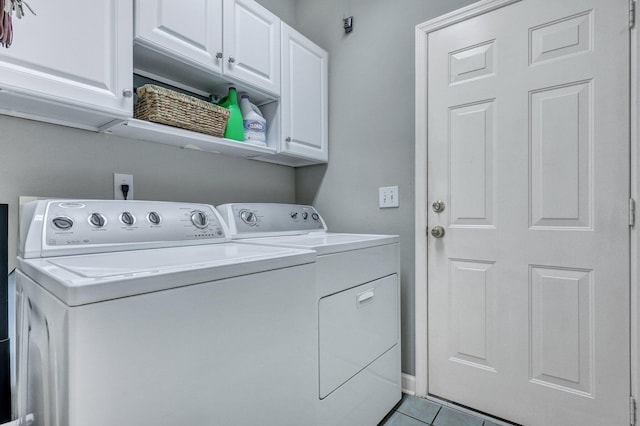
[103,118,277,159]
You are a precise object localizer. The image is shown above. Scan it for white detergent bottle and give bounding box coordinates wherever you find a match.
[239,95,267,144]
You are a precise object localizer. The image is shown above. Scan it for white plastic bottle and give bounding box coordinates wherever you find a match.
[239,95,267,145]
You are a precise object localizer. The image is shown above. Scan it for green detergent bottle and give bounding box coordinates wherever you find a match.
[216,87,244,141]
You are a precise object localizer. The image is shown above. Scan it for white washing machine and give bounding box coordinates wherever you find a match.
[15,199,318,426]
[217,203,401,426]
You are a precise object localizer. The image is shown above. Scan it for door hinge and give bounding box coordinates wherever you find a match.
[631,396,637,426]
[631,0,636,28]
[631,198,636,227]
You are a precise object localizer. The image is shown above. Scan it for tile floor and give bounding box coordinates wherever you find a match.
[379,395,503,426]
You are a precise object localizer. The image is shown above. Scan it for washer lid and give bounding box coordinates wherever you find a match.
[17,243,315,306]
[239,233,399,256]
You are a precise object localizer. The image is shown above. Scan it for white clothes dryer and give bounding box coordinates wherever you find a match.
[15,200,317,426]
[217,203,402,426]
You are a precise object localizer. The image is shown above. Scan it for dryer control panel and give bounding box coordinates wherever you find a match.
[20,200,229,258]
[217,203,327,239]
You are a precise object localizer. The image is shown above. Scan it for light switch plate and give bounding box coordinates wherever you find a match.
[379,186,399,208]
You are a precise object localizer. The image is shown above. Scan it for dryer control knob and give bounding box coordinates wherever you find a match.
[311,213,320,221]
[191,210,209,229]
[89,213,106,228]
[240,209,257,226]
[302,212,309,220]
[290,211,298,219]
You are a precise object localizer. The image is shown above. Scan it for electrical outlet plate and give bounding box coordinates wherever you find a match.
[113,173,134,200]
[379,186,399,208]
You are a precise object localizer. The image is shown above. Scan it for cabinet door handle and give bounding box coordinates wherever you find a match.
[216,52,223,59]
[122,89,133,98]
[228,56,236,64]
[285,137,291,143]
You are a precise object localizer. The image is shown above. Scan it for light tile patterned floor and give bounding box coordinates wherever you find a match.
[379,395,504,426]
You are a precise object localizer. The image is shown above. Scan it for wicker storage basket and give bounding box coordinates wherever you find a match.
[134,84,230,138]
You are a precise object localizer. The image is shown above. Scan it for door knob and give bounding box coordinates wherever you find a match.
[430,226,445,238]
[432,200,445,213]
[228,56,236,64]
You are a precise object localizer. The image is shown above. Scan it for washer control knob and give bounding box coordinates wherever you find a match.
[89,213,106,228]
[52,216,73,230]
[147,212,162,225]
[311,213,320,221]
[120,212,135,226]
[302,212,309,220]
[239,209,257,226]
[191,210,209,229]
[290,211,298,219]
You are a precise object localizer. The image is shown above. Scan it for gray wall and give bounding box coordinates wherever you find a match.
[0,116,294,271]
[256,0,297,26]
[293,0,477,376]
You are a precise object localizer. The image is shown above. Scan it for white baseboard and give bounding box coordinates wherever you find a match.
[2,414,32,426]
[402,373,416,395]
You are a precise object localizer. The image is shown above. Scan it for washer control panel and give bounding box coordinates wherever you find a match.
[43,200,226,249]
[217,203,327,237]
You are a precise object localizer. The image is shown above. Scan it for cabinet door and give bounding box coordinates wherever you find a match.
[0,0,132,124]
[223,0,280,95]
[135,0,223,74]
[280,23,328,162]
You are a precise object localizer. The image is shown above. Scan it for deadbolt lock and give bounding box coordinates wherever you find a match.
[432,200,445,213]
[430,226,445,238]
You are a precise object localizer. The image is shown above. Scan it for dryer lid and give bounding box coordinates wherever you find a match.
[237,233,399,256]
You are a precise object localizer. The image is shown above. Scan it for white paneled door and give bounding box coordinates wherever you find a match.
[423,0,630,424]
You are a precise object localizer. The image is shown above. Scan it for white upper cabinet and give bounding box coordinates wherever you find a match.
[134,0,280,97]
[0,0,328,166]
[0,0,133,129]
[135,0,224,75]
[223,0,280,95]
[279,23,328,164]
